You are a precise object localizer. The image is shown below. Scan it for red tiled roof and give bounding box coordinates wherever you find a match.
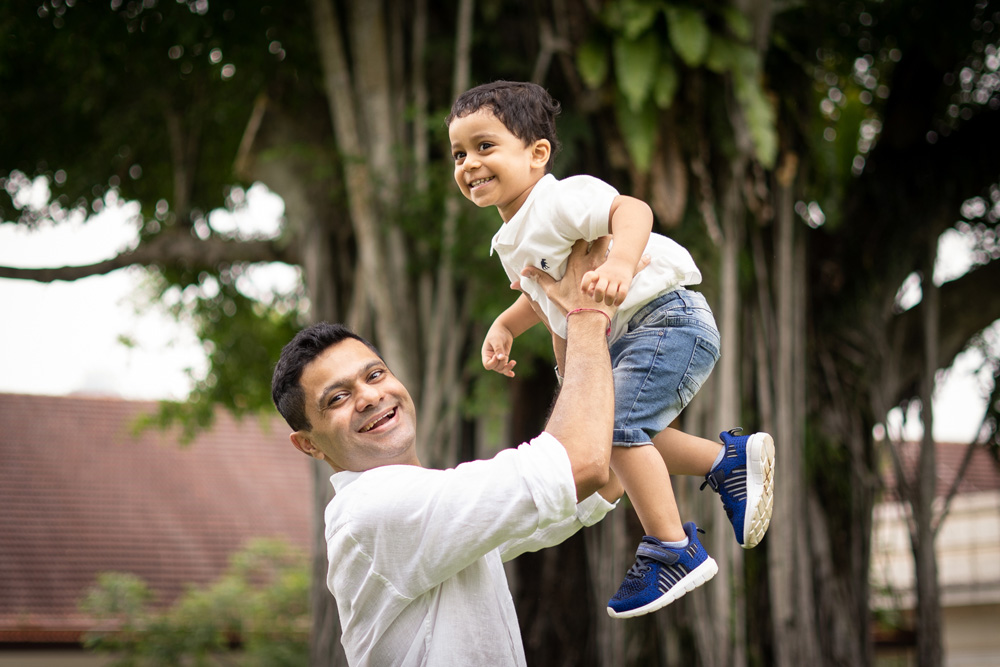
[882,440,1000,498]
[0,393,313,643]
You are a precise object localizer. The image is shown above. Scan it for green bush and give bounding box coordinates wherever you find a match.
[80,538,309,666]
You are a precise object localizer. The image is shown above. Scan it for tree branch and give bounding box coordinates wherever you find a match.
[0,231,297,283]
[887,257,1000,401]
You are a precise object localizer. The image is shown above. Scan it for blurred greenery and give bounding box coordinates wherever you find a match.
[80,538,309,666]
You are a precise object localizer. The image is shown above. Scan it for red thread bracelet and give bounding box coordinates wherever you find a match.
[567,308,612,337]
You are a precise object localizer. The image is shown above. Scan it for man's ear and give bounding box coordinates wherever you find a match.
[290,432,325,461]
[530,139,551,168]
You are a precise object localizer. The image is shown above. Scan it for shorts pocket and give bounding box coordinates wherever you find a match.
[677,335,721,407]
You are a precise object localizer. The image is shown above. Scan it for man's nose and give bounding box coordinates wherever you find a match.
[355,383,382,410]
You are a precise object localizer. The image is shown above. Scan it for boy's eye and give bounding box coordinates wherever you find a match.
[453,151,465,161]
[478,142,493,151]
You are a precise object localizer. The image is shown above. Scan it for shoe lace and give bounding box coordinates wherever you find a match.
[700,469,735,520]
[626,557,652,579]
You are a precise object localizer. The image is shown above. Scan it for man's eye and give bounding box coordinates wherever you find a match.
[369,369,385,382]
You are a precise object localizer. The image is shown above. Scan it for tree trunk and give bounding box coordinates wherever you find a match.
[767,151,827,667]
[914,242,944,667]
[309,0,415,392]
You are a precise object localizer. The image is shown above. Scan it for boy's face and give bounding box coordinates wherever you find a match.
[449,109,550,222]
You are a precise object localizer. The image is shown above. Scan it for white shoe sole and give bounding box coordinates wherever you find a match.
[606,557,719,619]
[742,433,775,549]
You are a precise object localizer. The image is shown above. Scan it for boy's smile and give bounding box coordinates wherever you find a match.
[449,109,550,222]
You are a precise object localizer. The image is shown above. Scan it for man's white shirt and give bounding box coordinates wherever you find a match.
[325,432,616,666]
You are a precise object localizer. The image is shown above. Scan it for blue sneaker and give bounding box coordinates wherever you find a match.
[701,429,775,548]
[607,522,718,619]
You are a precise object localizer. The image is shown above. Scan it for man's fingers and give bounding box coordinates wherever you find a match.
[520,266,555,288]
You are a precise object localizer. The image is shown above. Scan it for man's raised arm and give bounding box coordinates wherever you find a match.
[520,238,618,500]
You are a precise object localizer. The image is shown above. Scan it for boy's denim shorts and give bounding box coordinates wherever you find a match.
[609,289,721,447]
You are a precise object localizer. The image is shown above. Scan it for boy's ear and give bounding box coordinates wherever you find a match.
[290,432,325,461]
[530,139,551,168]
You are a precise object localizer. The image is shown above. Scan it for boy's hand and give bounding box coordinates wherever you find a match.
[580,256,633,306]
[482,321,517,377]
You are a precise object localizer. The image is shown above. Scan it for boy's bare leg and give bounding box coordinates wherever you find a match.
[650,426,723,476]
[610,444,686,543]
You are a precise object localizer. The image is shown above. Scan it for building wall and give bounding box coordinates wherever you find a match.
[871,490,1000,667]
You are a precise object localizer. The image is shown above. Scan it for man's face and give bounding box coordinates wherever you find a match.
[449,108,549,222]
[290,339,418,473]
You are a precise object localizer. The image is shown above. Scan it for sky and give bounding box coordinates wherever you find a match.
[0,180,993,443]
[0,180,292,401]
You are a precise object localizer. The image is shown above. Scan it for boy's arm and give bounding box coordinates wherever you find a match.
[483,293,543,377]
[580,195,653,305]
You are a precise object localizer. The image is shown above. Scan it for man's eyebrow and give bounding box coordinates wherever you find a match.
[317,360,383,407]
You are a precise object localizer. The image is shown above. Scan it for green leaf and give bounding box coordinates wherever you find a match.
[602,0,661,39]
[664,6,710,66]
[653,59,679,109]
[733,71,777,168]
[721,7,752,41]
[615,96,659,173]
[577,38,609,89]
[613,32,661,112]
[705,33,756,75]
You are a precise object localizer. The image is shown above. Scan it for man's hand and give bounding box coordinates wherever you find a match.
[520,238,613,319]
[518,236,649,318]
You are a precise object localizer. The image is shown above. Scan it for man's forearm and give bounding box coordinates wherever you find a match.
[544,311,614,499]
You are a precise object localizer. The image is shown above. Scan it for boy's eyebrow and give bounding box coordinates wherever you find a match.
[317,360,383,407]
[451,130,502,149]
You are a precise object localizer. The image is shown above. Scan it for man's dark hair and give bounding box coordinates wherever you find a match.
[271,322,382,432]
[446,80,561,172]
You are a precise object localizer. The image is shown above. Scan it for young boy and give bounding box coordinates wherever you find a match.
[446,80,775,618]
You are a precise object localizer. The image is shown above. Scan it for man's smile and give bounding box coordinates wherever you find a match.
[359,407,398,433]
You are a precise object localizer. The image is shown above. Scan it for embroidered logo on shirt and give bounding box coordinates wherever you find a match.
[540,259,549,270]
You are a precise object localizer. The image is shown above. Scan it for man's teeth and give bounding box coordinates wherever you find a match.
[362,409,395,432]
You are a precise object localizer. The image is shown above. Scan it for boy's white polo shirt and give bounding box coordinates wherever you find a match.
[490,173,702,342]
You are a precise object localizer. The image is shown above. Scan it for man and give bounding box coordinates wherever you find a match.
[271,239,626,666]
